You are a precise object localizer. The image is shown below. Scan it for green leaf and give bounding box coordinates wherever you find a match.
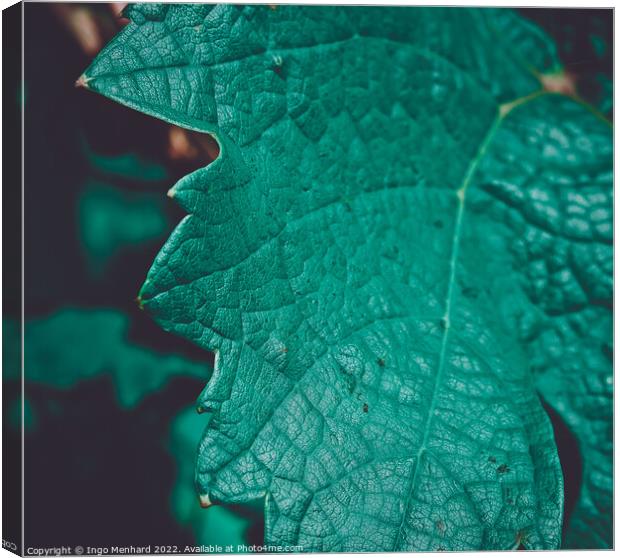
[82,5,612,550]
[462,101,613,549]
[533,317,612,550]
[24,309,209,408]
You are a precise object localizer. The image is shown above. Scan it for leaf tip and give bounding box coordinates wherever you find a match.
[135,295,145,310]
[115,3,131,21]
[199,493,214,509]
[75,74,92,89]
[540,70,577,96]
[167,187,176,199]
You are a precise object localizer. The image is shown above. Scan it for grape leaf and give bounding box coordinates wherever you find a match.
[82,5,612,550]
[24,309,208,408]
[534,315,612,549]
[459,99,613,549]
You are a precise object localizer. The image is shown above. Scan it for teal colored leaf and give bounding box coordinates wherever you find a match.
[24,309,209,408]
[534,319,612,549]
[461,99,613,549]
[78,180,170,275]
[82,5,612,550]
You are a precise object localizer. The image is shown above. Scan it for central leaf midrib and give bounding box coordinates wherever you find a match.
[391,105,514,549]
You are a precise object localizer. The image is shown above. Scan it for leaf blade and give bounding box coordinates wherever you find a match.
[83,5,611,550]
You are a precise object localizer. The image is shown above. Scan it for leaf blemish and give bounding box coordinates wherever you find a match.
[199,493,214,508]
[346,378,355,393]
[272,54,284,75]
[462,285,478,299]
[363,403,369,413]
[377,358,385,367]
[497,464,510,474]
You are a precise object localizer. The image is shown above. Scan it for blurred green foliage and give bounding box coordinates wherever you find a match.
[78,182,169,276]
[83,140,169,182]
[3,319,20,382]
[24,309,208,408]
[21,133,259,546]
[20,3,260,548]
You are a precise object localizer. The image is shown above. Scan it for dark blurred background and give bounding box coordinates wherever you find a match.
[4,3,612,552]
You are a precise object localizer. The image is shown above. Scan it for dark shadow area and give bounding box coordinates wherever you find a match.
[541,399,583,539]
[24,376,204,548]
[520,8,613,118]
[23,3,220,548]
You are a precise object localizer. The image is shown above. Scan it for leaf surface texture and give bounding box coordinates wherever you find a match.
[83,5,612,550]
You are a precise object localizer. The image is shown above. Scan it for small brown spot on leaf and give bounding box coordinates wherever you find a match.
[363,403,369,413]
[497,464,510,474]
[377,358,385,367]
